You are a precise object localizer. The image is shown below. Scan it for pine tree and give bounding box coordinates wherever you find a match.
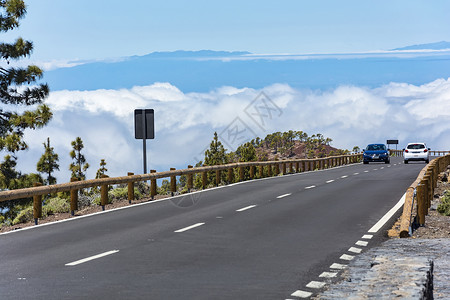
[204,132,228,185]
[0,1,51,154]
[69,137,89,180]
[0,154,19,189]
[36,137,59,185]
[204,132,228,166]
[95,159,107,179]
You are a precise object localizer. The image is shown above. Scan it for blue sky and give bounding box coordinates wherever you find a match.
[3,1,450,181]
[6,0,450,61]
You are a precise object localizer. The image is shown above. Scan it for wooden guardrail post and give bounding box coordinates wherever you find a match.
[259,165,264,178]
[295,161,300,173]
[417,183,426,226]
[310,160,314,171]
[301,160,306,172]
[268,164,273,177]
[424,173,432,210]
[202,169,207,189]
[127,172,134,204]
[249,165,254,179]
[227,167,234,184]
[399,187,415,237]
[216,170,221,186]
[187,165,193,192]
[70,177,78,216]
[289,162,293,173]
[150,170,157,200]
[33,182,43,225]
[100,175,109,211]
[239,166,244,181]
[170,168,176,196]
[282,162,286,175]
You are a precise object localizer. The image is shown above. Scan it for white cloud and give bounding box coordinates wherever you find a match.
[12,79,450,183]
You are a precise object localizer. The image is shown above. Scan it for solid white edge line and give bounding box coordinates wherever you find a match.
[236,205,257,212]
[65,250,119,266]
[174,222,205,233]
[277,193,292,199]
[368,193,405,233]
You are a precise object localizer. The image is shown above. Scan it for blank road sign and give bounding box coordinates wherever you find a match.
[386,140,398,145]
[134,109,154,139]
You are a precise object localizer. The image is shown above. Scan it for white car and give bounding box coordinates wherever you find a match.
[403,143,430,164]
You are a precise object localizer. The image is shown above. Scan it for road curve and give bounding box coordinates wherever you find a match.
[0,157,426,299]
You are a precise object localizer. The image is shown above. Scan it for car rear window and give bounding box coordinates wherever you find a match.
[367,144,386,151]
[407,144,425,149]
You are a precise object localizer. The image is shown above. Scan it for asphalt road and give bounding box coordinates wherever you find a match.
[0,157,426,299]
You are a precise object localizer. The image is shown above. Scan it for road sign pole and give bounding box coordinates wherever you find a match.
[142,110,147,174]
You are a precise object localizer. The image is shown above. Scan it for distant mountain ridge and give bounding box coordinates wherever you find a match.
[393,41,450,51]
[43,44,450,93]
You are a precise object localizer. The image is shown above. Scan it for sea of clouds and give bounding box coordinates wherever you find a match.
[15,78,450,183]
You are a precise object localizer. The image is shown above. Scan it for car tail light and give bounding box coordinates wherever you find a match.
[424,149,428,152]
[405,149,409,153]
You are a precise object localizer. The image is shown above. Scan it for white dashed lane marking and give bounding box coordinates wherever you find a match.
[319,272,337,278]
[305,185,316,189]
[340,254,355,261]
[326,180,334,183]
[290,290,313,298]
[340,175,348,178]
[277,193,292,199]
[356,240,368,247]
[364,170,369,173]
[306,281,326,289]
[174,223,205,233]
[353,172,359,175]
[65,250,120,266]
[236,205,257,212]
[330,263,347,270]
[362,234,373,239]
[348,247,362,254]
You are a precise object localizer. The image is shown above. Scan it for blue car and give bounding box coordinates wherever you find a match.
[363,144,390,164]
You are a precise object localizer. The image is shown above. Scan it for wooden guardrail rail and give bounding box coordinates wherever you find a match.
[0,154,362,225]
[399,154,450,237]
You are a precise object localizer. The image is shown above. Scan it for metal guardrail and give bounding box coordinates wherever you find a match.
[0,154,362,225]
[399,154,450,237]
[390,149,450,157]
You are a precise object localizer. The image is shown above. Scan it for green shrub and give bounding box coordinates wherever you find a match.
[437,191,450,216]
[43,197,70,215]
[12,206,33,225]
[93,187,142,205]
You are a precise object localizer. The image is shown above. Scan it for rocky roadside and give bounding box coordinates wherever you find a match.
[316,165,450,299]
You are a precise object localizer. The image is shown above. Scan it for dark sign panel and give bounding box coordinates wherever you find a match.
[386,139,399,145]
[134,109,154,139]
